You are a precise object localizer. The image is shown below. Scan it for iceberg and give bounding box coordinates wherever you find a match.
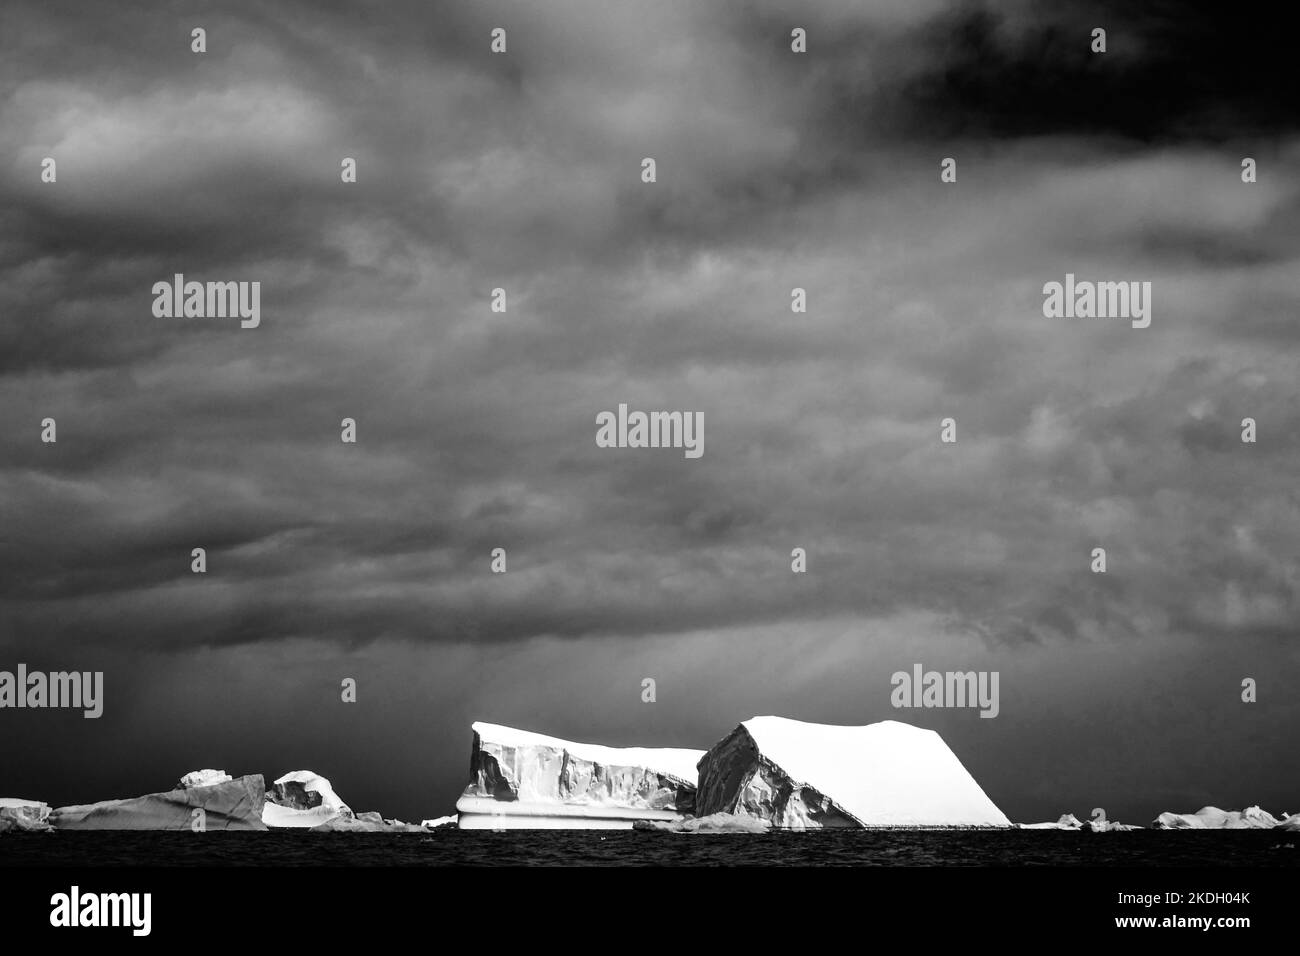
[178,769,232,789]
[634,812,771,834]
[1018,814,1140,831]
[0,798,53,834]
[1152,805,1281,829]
[456,721,703,829]
[1019,813,1085,830]
[694,717,1011,828]
[262,770,353,828]
[1089,818,1142,832]
[312,814,425,832]
[49,775,267,830]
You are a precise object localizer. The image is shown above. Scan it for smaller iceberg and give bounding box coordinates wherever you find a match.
[1152,805,1280,829]
[1019,813,1085,830]
[634,812,771,834]
[49,774,267,830]
[262,771,353,828]
[0,798,53,834]
[178,769,233,789]
[312,811,425,832]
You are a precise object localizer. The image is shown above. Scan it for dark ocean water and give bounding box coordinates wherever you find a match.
[2,828,1298,867]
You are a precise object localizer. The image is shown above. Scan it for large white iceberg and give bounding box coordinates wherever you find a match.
[261,771,353,828]
[312,813,425,832]
[1152,805,1280,829]
[456,721,703,829]
[694,717,1011,828]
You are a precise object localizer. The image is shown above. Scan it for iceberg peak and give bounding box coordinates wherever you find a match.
[696,716,1011,828]
[177,769,233,790]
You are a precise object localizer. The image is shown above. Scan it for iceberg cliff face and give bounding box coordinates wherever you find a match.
[695,717,1011,829]
[456,721,703,829]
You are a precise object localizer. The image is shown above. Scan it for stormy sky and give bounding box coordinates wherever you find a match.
[2,0,1298,825]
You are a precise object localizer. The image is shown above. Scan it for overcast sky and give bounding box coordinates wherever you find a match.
[2,0,1298,825]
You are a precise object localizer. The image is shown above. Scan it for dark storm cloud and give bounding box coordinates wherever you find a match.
[890,0,1300,142]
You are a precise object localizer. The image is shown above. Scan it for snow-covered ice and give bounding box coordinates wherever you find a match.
[695,717,1011,828]
[1152,805,1281,829]
[178,769,233,789]
[456,721,703,829]
[0,798,52,833]
[0,798,47,811]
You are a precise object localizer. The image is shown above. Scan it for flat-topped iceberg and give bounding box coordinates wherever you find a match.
[694,717,1011,829]
[49,774,267,830]
[456,721,703,829]
[262,771,353,828]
